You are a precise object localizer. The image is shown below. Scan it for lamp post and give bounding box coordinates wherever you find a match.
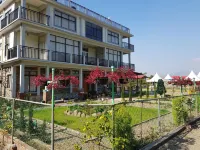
[111,66,114,104]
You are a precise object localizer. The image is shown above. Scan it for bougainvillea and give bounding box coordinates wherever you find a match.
[32,74,79,90]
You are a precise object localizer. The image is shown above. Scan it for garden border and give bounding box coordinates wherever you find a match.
[141,115,200,150]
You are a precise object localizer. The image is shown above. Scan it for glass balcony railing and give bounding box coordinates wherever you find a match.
[122,42,134,51]
[55,0,130,33]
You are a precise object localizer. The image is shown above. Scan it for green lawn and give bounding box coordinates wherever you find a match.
[30,106,168,131]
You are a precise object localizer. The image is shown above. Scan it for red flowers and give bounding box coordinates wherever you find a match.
[168,77,193,86]
[85,67,137,84]
[32,74,79,90]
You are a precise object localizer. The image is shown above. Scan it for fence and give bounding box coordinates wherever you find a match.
[0,94,200,150]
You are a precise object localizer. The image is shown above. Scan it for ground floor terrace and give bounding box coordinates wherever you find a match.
[0,60,128,101]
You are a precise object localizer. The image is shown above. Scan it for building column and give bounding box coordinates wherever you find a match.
[20,24,25,46]
[128,37,131,49]
[103,27,107,43]
[45,66,50,78]
[21,0,26,7]
[46,5,54,27]
[80,41,83,55]
[80,18,85,36]
[128,53,131,68]
[11,66,16,98]
[121,52,124,67]
[79,69,83,90]
[19,64,25,95]
[37,67,41,96]
[45,33,51,61]
[76,16,81,35]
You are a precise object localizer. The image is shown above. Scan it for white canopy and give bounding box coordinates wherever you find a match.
[198,72,200,79]
[164,74,172,81]
[147,73,162,82]
[186,71,200,81]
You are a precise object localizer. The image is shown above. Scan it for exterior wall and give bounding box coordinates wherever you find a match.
[0,67,12,97]
[88,47,96,57]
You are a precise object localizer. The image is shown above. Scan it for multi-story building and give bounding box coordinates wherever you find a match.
[0,0,134,100]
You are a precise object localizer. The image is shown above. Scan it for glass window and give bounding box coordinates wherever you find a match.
[107,30,119,45]
[86,22,102,42]
[54,10,76,32]
[25,71,37,92]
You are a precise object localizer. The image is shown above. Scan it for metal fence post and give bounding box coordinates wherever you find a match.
[112,104,115,150]
[140,102,143,140]
[51,68,55,150]
[11,98,15,144]
[158,98,161,132]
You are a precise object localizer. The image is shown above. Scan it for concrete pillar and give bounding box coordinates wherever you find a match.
[37,67,41,96]
[128,37,131,49]
[76,16,81,35]
[80,41,83,55]
[128,53,131,68]
[45,33,51,61]
[46,66,49,78]
[21,0,26,7]
[46,5,54,27]
[11,66,16,98]
[121,51,124,67]
[79,69,83,90]
[20,64,25,93]
[20,24,25,46]
[103,27,107,43]
[119,34,122,47]
[80,18,85,36]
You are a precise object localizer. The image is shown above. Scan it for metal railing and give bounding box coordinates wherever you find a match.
[122,42,134,51]
[56,0,130,33]
[99,58,108,67]
[7,46,18,60]
[0,7,50,29]
[52,51,71,63]
[20,46,49,60]
[20,7,50,25]
[85,56,97,65]
[72,54,83,64]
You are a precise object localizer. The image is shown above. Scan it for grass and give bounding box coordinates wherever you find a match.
[30,106,169,131]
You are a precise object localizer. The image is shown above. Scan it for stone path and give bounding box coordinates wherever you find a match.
[159,123,200,150]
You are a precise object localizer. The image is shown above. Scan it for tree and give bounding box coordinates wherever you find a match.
[19,105,26,131]
[146,83,149,98]
[156,79,166,97]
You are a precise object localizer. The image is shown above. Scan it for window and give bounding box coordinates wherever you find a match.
[106,48,121,67]
[50,34,80,62]
[25,71,37,92]
[54,10,76,32]
[6,75,11,88]
[86,22,102,42]
[108,30,119,45]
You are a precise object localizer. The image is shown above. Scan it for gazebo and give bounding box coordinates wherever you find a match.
[186,71,200,81]
[147,73,162,83]
[164,74,172,81]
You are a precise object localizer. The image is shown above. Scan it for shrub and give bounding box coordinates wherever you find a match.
[172,97,188,126]
[114,105,137,150]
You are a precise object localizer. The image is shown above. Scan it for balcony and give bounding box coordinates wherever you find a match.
[7,45,135,70]
[7,45,49,60]
[0,7,50,29]
[122,42,134,51]
[55,0,130,33]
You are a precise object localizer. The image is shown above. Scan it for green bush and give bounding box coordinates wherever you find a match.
[114,105,137,150]
[172,97,188,126]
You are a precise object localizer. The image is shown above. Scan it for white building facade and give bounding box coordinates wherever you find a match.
[0,0,134,100]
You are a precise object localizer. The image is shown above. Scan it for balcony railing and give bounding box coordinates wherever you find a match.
[99,59,108,67]
[56,0,130,33]
[72,54,83,64]
[0,7,50,29]
[52,51,70,63]
[85,56,97,65]
[20,46,49,60]
[122,42,134,51]
[21,7,50,25]
[7,46,18,60]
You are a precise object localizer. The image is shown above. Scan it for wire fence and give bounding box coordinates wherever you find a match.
[0,94,200,150]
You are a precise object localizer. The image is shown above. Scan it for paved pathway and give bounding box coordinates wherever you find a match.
[159,123,200,150]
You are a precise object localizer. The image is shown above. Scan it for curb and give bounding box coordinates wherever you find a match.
[141,116,200,150]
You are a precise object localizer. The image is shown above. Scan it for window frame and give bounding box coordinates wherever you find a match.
[86,21,102,42]
[107,30,119,45]
[25,71,37,92]
[54,10,76,32]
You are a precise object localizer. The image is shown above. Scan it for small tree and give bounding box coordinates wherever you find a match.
[156,79,166,97]
[154,83,157,98]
